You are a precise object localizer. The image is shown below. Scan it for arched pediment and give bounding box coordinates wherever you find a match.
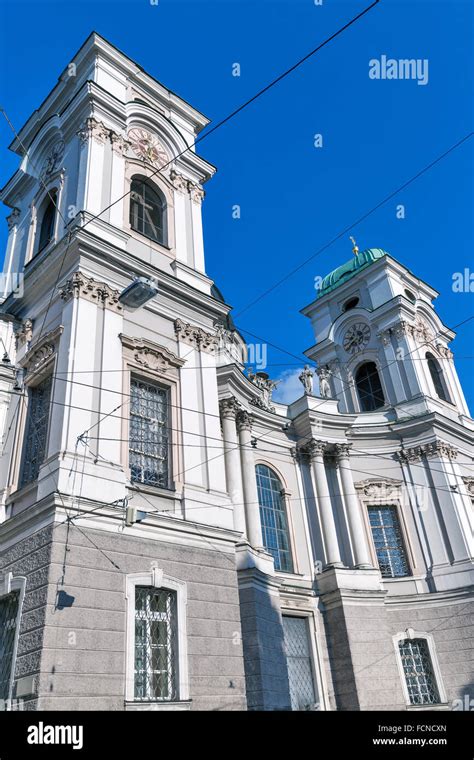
[125,101,190,165]
[21,116,63,179]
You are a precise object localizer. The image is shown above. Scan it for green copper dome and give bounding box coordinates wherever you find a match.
[316,248,388,299]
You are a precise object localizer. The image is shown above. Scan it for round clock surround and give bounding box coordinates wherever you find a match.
[128,128,168,166]
[343,322,371,354]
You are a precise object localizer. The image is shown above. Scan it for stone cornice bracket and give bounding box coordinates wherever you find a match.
[219,397,241,420]
[377,328,392,346]
[14,318,34,349]
[169,170,205,203]
[6,207,20,230]
[77,118,129,155]
[20,325,64,377]
[77,117,110,145]
[461,477,474,497]
[435,343,454,360]
[59,272,123,313]
[110,131,131,156]
[174,319,218,354]
[396,440,458,464]
[120,334,185,374]
[236,409,253,433]
[425,440,458,460]
[392,318,433,345]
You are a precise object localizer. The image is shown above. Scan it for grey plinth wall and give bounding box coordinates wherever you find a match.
[238,568,291,710]
[2,522,248,711]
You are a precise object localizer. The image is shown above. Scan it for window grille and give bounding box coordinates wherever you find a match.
[37,193,57,252]
[256,464,293,572]
[20,375,52,487]
[129,378,169,489]
[0,591,20,700]
[130,179,165,244]
[355,361,385,411]
[426,353,449,402]
[398,638,441,705]
[282,616,317,710]
[368,505,409,578]
[134,586,177,701]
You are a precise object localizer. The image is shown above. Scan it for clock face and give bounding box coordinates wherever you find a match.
[343,322,371,354]
[40,139,65,178]
[128,128,168,166]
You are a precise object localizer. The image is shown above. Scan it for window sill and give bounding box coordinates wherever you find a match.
[128,482,179,500]
[125,700,192,712]
[406,703,451,711]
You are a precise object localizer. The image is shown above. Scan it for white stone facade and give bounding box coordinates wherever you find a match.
[0,33,472,712]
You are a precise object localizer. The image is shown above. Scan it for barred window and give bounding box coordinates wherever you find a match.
[134,586,177,701]
[20,375,52,487]
[0,591,20,701]
[256,464,293,573]
[37,192,57,252]
[368,505,410,578]
[426,353,450,403]
[283,616,317,710]
[398,638,441,705]
[355,361,385,412]
[129,377,170,489]
[130,178,165,245]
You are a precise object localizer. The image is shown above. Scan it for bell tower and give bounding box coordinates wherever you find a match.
[302,242,470,420]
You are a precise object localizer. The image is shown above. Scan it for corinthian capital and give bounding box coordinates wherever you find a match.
[334,443,352,460]
[219,397,241,420]
[236,409,253,432]
[298,438,327,461]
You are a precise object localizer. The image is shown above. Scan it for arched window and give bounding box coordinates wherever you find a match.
[130,177,166,244]
[37,192,57,252]
[355,361,385,412]
[256,464,293,572]
[426,353,449,402]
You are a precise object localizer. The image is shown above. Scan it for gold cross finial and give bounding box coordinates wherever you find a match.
[350,236,359,255]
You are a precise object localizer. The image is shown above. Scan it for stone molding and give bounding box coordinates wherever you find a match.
[59,272,123,313]
[169,170,205,204]
[461,477,474,497]
[20,325,64,377]
[174,319,218,354]
[354,477,402,500]
[396,440,458,464]
[378,320,453,360]
[120,334,184,375]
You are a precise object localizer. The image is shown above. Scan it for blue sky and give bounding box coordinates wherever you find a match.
[0,0,472,407]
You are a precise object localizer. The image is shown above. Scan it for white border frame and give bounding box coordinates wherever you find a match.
[124,569,189,708]
[0,573,27,706]
[280,608,328,711]
[393,629,447,708]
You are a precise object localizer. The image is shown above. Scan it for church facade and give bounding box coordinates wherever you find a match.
[0,33,473,711]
